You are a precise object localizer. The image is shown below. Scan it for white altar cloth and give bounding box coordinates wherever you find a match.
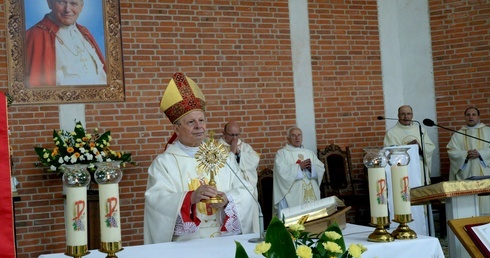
[38,224,444,258]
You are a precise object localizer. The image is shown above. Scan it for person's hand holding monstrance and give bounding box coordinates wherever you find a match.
[195,131,229,203]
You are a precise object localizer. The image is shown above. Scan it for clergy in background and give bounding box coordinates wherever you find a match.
[447,106,490,215]
[218,121,260,199]
[273,126,325,217]
[384,105,435,184]
[144,72,257,244]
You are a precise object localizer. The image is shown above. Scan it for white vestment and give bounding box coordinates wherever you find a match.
[144,141,257,244]
[218,138,260,198]
[447,123,490,214]
[55,25,107,85]
[273,144,325,216]
[384,122,435,184]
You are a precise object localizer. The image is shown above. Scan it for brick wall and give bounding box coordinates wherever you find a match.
[1,0,487,257]
[309,1,384,177]
[429,0,490,178]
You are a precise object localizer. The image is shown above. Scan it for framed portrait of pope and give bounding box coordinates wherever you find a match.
[5,0,125,105]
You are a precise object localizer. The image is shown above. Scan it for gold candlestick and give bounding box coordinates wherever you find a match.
[387,147,417,240]
[364,147,394,242]
[195,131,228,203]
[368,216,394,242]
[99,241,123,258]
[392,214,417,239]
[65,245,89,258]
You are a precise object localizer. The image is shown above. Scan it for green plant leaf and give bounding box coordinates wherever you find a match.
[235,241,250,258]
[265,216,297,258]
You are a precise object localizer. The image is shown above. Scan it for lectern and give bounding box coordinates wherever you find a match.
[411,179,490,258]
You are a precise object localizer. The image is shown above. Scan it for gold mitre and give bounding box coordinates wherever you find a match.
[160,72,206,123]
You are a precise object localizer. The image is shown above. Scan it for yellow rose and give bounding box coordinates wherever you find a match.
[348,243,367,258]
[323,241,343,254]
[324,231,342,240]
[296,245,312,258]
[253,242,271,254]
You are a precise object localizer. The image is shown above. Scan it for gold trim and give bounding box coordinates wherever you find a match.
[5,0,125,105]
[65,245,89,257]
[370,216,390,225]
[393,214,413,223]
[100,241,122,252]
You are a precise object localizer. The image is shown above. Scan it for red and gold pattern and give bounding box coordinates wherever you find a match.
[160,72,206,124]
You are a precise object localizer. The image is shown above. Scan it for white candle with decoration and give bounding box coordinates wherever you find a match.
[65,187,88,246]
[391,164,411,215]
[95,161,123,244]
[99,183,121,242]
[367,167,388,217]
[387,147,412,216]
[62,164,90,248]
[363,148,388,218]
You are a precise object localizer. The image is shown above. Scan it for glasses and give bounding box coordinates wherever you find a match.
[224,130,240,137]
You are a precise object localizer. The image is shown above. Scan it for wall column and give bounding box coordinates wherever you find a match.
[288,0,317,151]
[377,0,440,177]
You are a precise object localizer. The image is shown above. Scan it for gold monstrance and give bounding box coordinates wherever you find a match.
[195,131,229,203]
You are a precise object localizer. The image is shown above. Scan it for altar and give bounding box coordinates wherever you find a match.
[38,224,444,258]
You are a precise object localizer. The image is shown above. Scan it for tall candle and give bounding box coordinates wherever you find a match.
[391,165,411,215]
[99,183,121,242]
[367,167,388,217]
[65,187,88,246]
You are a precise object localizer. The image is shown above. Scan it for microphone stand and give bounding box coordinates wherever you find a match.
[413,120,433,236]
[427,121,490,144]
[225,162,265,243]
[413,121,429,187]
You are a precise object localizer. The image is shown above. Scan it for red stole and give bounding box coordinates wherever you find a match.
[0,94,15,257]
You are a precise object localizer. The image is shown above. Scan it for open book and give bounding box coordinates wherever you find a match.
[280,196,344,227]
[464,222,490,257]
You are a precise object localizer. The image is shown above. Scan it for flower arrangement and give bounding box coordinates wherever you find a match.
[34,121,136,174]
[235,216,367,258]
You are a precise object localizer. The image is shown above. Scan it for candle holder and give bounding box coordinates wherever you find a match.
[368,216,394,242]
[363,147,394,242]
[392,214,416,239]
[65,245,90,258]
[99,241,123,258]
[387,147,417,240]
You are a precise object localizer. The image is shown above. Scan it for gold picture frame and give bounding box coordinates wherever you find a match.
[5,0,125,105]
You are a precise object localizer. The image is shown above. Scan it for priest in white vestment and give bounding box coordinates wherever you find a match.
[447,107,490,215]
[218,121,260,199]
[273,127,325,217]
[384,105,435,184]
[144,72,257,244]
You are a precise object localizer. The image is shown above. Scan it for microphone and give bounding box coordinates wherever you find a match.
[423,118,490,144]
[377,116,398,121]
[378,116,420,124]
[225,162,265,243]
[423,119,435,127]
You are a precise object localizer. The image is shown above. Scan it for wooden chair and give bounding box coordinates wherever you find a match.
[257,168,273,229]
[317,144,369,225]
